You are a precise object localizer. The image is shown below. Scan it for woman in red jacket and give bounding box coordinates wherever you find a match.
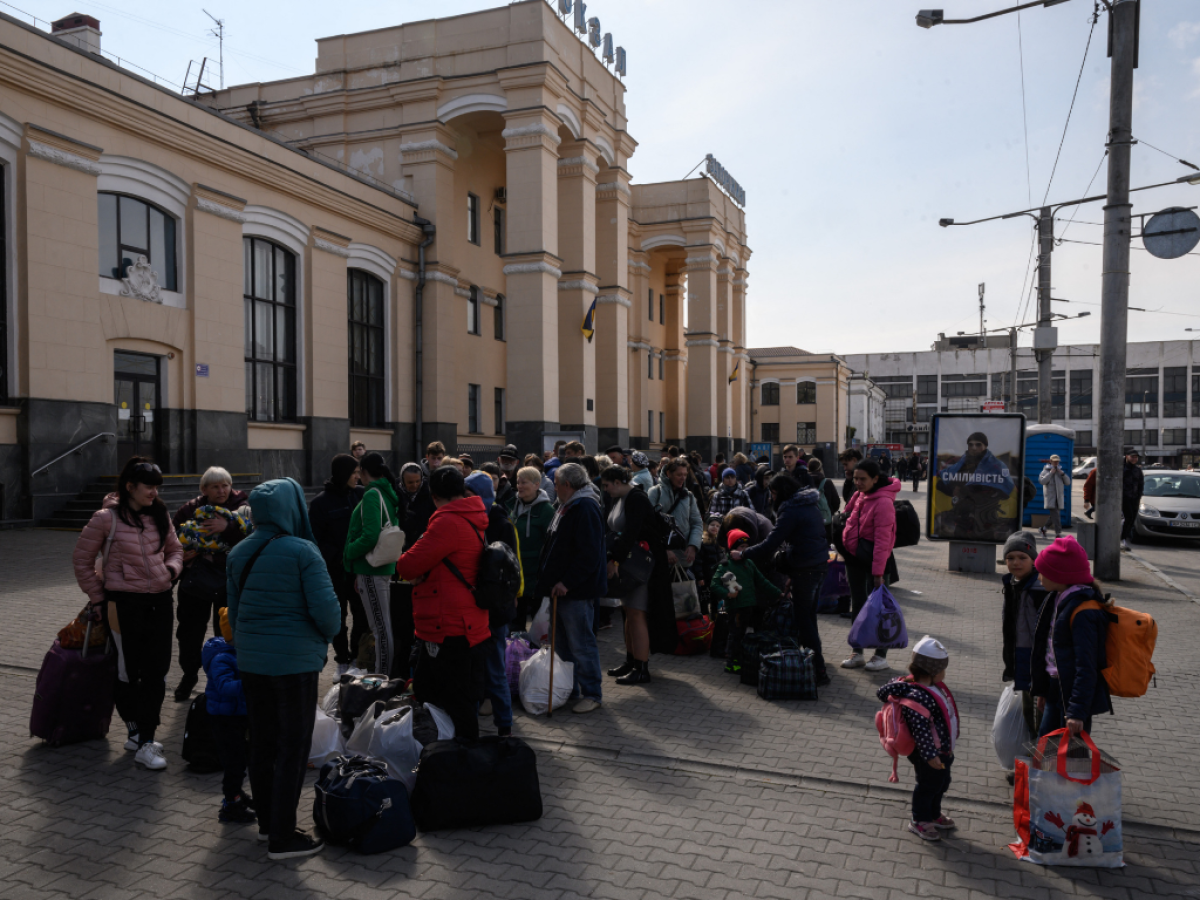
[840,459,901,673]
[73,457,183,770]
[396,466,491,740]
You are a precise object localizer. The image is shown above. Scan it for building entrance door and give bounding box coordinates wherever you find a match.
[114,351,161,464]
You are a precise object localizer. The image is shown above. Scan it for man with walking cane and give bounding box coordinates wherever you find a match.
[535,463,607,714]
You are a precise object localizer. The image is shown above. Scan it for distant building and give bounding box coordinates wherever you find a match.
[848,373,887,447]
[747,347,851,457]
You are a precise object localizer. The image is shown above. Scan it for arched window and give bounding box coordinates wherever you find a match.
[348,269,385,428]
[761,382,780,406]
[797,381,816,404]
[98,193,178,290]
[244,237,296,421]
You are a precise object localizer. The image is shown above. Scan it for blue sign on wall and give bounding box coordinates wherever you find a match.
[750,442,774,469]
[195,364,209,378]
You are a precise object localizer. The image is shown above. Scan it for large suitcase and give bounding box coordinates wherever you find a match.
[410,736,543,831]
[737,633,799,688]
[181,696,223,773]
[757,648,818,701]
[314,755,416,854]
[30,629,116,747]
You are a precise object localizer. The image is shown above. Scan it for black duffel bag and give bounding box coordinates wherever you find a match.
[411,736,543,832]
[314,755,416,854]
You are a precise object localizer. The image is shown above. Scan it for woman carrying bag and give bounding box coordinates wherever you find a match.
[601,466,676,684]
[343,452,405,676]
[840,459,901,673]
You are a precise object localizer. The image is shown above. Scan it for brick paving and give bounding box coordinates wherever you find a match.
[2,485,1198,899]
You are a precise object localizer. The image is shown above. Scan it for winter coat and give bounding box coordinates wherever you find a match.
[698,541,726,587]
[937,449,1015,497]
[74,495,184,605]
[344,478,404,576]
[495,477,517,516]
[512,491,555,596]
[202,637,247,717]
[631,468,654,491]
[843,478,902,577]
[606,486,677,654]
[535,484,608,601]
[172,489,250,571]
[877,678,957,762]
[735,462,755,484]
[707,483,751,518]
[842,475,856,505]
[396,495,491,647]
[720,507,775,548]
[1083,469,1097,505]
[742,488,829,574]
[308,482,364,576]
[648,478,704,549]
[226,478,341,677]
[402,481,436,552]
[1122,461,1144,503]
[1030,583,1113,721]
[1001,568,1050,691]
[1039,464,1070,509]
[710,557,781,612]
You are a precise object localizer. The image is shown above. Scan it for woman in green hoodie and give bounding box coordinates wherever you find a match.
[343,452,404,675]
[510,466,555,630]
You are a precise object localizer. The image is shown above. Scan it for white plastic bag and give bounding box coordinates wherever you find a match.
[309,707,345,767]
[319,684,340,719]
[367,703,456,793]
[518,647,574,716]
[529,597,553,648]
[992,684,1030,771]
[344,705,380,755]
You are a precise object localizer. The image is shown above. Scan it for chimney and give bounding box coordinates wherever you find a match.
[51,13,101,54]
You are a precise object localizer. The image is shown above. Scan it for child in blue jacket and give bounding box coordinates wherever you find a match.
[203,609,255,824]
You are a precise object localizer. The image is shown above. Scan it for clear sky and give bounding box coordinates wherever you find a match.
[15,0,1199,355]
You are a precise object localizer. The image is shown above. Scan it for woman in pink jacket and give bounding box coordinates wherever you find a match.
[73,457,183,771]
[840,458,901,673]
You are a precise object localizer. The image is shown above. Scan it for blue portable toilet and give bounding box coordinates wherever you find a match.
[1024,424,1076,528]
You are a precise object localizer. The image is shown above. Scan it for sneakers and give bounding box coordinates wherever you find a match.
[907,820,941,842]
[478,699,493,717]
[931,815,956,830]
[723,661,742,674]
[219,794,257,825]
[572,697,602,714]
[841,652,866,669]
[1121,539,1132,551]
[864,655,891,672]
[1039,525,1048,538]
[267,830,324,861]
[173,674,198,703]
[133,741,167,771]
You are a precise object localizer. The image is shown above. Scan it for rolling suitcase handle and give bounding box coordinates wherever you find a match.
[546,594,558,718]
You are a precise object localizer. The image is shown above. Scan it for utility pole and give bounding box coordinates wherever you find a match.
[1095,0,1137,580]
[203,9,225,90]
[1035,206,1055,424]
[1141,391,1148,460]
[1009,327,1019,412]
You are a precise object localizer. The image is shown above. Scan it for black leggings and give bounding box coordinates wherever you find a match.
[108,590,174,744]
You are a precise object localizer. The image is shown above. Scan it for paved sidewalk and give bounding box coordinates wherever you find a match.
[2,500,1198,899]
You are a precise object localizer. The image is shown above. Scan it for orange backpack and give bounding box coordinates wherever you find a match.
[1070,599,1157,698]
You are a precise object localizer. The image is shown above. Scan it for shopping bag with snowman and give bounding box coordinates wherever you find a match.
[1010,728,1123,867]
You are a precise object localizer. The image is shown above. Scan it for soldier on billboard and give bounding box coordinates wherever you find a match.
[934,431,1016,540]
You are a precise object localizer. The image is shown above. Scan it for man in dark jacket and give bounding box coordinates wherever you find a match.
[535,462,606,713]
[735,474,831,684]
[308,454,366,675]
[172,468,250,701]
[495,445,521,514]
[1121,449,1144,549]
[401,463,436,550]
[839,448,863,505]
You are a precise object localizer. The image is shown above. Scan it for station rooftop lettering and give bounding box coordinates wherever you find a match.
[705,154,745,207]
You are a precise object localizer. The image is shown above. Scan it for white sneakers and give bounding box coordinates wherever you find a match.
[864,655,891,672]
[479,699,493,717]
[842,652,889,671]
[841,652,865,669]
[134,741,167,771]
[572,698,602,714]
[1121,539,1132,552]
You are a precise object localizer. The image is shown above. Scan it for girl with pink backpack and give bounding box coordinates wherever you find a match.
[875,635,960,841]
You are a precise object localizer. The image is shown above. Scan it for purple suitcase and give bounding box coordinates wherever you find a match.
[30,623,117,746]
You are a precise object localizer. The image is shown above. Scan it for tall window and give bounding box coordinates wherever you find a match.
[493,206,505,255]
[1069,370,1093,419]
[1163,367,1187,417]
[348,269,385,428]
[1125,371,1158,418]
[917,374,937,404]
[468,383,481,433]
[1194,371,1200,417]
[0,164,6,402]
[494,294,505,341]
[648,288,653,321]
[467,193,480,245]
[648,352,653,380]
[244,237,297,422]
[797,422,816,443]
[761,382,780,406]
[494,387,505,435]
[762,423,780,443]
[648,409,654,443]
[796,381,816,404]
[659,294,664,324]
[658,356,664,380]
[99,193,178,291]
[467,287,481,335]
[659,411,664,442]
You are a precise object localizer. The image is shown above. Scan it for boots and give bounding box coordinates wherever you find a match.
[616,660,651,685]
[607,653,635,678]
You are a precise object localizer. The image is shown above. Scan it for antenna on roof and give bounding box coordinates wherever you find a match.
[202,9,224,90]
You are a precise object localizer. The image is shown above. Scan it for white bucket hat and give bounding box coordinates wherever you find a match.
[912,635,948,660]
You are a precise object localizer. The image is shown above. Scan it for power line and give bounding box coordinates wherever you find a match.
[1057,150,1108,242]
[1016,10,1032,208]
[1057,236,1200,259]
[1135,136,1200,172]
[1039,5,1099,206]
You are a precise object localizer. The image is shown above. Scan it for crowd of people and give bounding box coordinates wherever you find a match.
[68,436,1121,854]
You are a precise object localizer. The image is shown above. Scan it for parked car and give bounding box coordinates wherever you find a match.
[1072,456,1096,479]
[1133,470,1200,542]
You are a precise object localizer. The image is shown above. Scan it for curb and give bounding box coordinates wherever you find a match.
[1126,550,1200,603]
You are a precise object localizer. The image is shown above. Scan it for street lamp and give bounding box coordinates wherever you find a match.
[916,0,1072,29]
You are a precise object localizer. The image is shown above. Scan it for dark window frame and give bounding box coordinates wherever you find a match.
[98,192,178,291]
[761,382,780,406]
[1069,370,1093,420]
[1163,428,1187,446]
[468,383,481,433]
[659,293,664,324]
[467,193,480,245]
[796,381,816,404]
[494,294,505,341]
[0,163,6,403]
[493,205,505,256]
[1163,366,1187,418]
[467,287,481,336]
[797,421,816,443]
[762,422,780,443]
[243,236,297,423]
[658,355,664,380]
[347,269,386,429]
[648,287,653,322]
[494,386,505,435]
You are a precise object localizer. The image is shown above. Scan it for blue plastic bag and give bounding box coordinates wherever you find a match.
[846,584,908,650]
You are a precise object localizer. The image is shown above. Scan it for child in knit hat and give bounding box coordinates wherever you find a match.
[877,635,960,841]
[1001,531,1049,756]
[1029,536,1113,740]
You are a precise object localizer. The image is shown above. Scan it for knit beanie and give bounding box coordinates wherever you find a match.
[1034,536,1092,586]
[1002,530,1038,560]
[330,453,359,487]
[464,471,495,510]
[727,529,749,550]
[722,467,737,480]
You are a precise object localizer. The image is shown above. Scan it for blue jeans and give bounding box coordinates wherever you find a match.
[790,563,828,679]
[554,599,602,702]
[480,624,513,730]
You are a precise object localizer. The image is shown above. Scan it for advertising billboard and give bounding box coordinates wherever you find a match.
[927,414,1025,543]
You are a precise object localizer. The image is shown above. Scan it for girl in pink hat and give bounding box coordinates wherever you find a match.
[1029,537,1113,739]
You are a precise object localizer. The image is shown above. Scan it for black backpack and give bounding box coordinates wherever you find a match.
[893,499,922,548]
[444,521,522,616]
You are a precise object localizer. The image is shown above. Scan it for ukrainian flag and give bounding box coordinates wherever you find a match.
[728,361,739,384]
[581,297,597,343]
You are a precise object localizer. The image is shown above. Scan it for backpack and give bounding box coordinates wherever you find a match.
[815,479,832,526]
[875,677,958,783]
[893,500,921,548]
[443,521,522,617]
[1070,598,1157,698]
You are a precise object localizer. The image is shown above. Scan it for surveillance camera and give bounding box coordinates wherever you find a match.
[916,9,944,28]
[939,218,954,227]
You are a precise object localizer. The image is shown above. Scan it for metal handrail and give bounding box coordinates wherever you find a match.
[31,432,116,477]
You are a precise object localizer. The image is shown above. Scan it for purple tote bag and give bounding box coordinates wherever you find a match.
[846,584,909,650]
